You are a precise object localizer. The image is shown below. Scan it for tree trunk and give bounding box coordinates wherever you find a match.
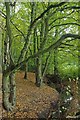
[2,2,16,111]
[35,57,42,87]
[35,23,43,87]
[42,53,50,77]
[54,48,58,76]
[24,62,28,80]
[30,2,43,87]
[35,3,50,87]
[9,72,16,106]
[2,72,16,111]
[78,1,80,105]
[2,74,12,111]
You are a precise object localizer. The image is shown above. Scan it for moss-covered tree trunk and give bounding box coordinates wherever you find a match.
[30,2,42,87]
[2,2,16,111]
[35,5,49,87]
[35,17,44,87]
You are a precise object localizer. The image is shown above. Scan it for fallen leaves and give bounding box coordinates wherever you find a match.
[2,71,59,119]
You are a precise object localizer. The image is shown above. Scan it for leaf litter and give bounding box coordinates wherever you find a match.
[2,71,59,119]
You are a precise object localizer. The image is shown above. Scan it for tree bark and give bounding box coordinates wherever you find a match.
[54,48,58,76]
[42,53,50,77]
[36,4,49,87]
[35,57,42,87]
[2,74,12,111]
[24,62,28,80]
[2,2,16,111]
[78,1,80,105]
[35,18,43,87]
[9,71,16,106]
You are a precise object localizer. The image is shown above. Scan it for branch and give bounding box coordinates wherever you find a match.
[49,23,80,31]
[17,2,66,63]
[58,49,78,58]
[45,34,80,51]
[65,50,78,58]
[32,2,66,25]
[60,6,80,11]
[0,10,6,18]
[0,10,26,40]
[61,43,74,47]
[66,38,76,42]
[0,24,6,31]
[49,10,74,26]
[42,52,50,77]
[4,33,80,75]
[10,20,25,39]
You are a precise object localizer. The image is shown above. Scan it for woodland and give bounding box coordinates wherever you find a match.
[0,1,80,119]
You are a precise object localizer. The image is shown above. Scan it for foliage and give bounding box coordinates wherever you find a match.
[0,1,80,115]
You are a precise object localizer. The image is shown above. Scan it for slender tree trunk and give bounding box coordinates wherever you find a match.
[24,62,28,80]
[42,53,50,77]
[35,6,49,87]
[53,16,60,77]
[54,48,58,76]
[35,57,42,87]
[35,18,43,87]
[30,2,42,86]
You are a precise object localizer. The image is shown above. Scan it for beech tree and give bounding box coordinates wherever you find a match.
[2,2,16,111]
[1,2,80,111]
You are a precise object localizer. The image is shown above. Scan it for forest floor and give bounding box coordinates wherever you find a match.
[2,71,59,119]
